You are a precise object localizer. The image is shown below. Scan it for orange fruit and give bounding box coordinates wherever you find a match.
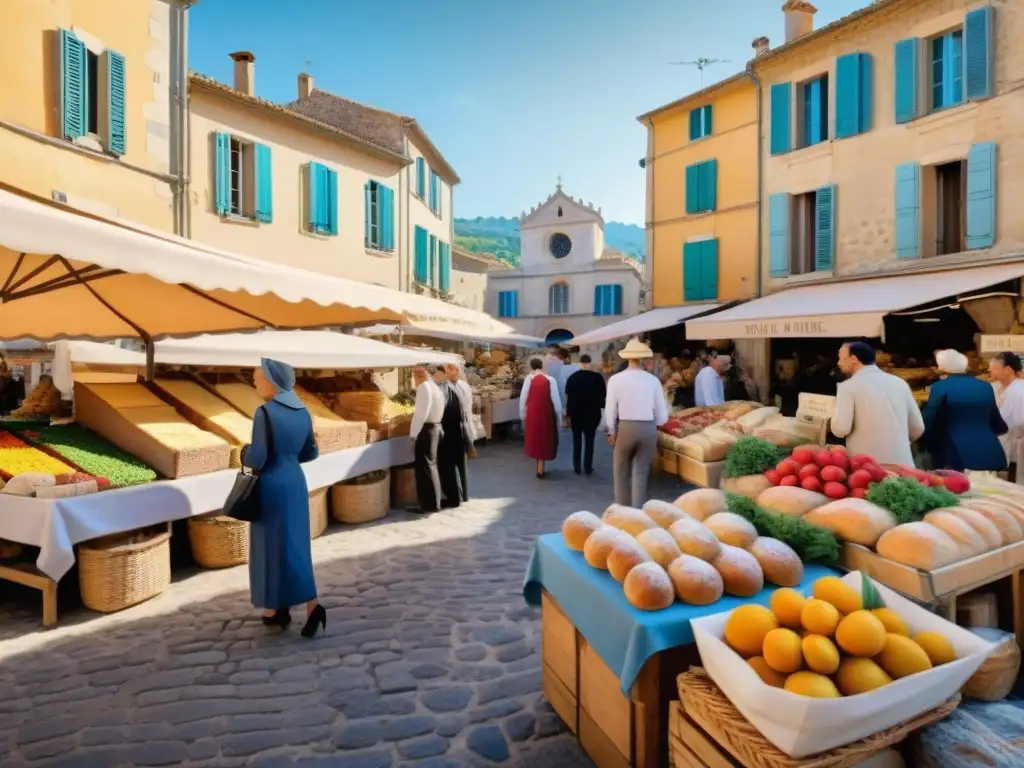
[801,598,840,636]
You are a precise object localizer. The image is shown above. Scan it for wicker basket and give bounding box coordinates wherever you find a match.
[391,464,417,507]
[188,515,249,568]
[961,634,1020,701]
[334,390,389,425]
[309,487,329,539]
[677,667,959,768]
[78,526,172,613]
[389,415,412,437]
[331,470,390,524]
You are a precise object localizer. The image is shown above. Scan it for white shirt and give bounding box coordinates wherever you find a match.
[831,365,924,466]
[604,367,669,435]
[694,365,725,407]
[996,379,1024,462]
[410,379,444,439]
[519,372,563,422]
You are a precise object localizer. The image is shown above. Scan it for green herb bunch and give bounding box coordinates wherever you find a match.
[723,437,786,479]
[865,477,959,525]
[725,492,840,565]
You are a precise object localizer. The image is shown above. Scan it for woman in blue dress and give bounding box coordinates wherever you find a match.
[242,358,326,637]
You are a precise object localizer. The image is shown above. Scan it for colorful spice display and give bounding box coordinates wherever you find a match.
[0,430,75,479]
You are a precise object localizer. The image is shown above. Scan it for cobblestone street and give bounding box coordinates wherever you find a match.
[0,434,686,767]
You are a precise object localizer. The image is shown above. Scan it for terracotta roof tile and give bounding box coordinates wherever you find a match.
[283,90,408,156]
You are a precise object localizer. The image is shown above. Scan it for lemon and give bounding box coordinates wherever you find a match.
[877,633,933,679]
[913,631,957,665]
[724,604,778,658]
[770,588,807,630]
[813,576,863,615]
[801,598,840,636]
[835,610,888,657]
[870,608,910,637]
[763,628,804,674]
[784,671,841,698]
[748,656,787,687]
[835,657,892,696]
[801,634,840,675]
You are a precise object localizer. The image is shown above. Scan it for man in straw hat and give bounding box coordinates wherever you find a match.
[605,337,669,506]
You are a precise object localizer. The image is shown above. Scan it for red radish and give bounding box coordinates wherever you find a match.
[791,447,815,465]
[830,452,850,471]
[865,463,888,483]
[820,465,847,484]
[779,475,799,487]
[848,469,872,489]
[764,469,782,486]
[798,464,821,481]
[801,476,823,492]
[933,469,970,494]
[814,450,834,467]
[851,487,869,499]
[823,481,848,499]
[776,459,797,477]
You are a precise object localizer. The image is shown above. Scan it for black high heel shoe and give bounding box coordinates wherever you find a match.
[301,604,326,638]
[262,609,291,628]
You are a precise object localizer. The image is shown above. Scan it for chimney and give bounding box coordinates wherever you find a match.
[783,0,817,43]
[229,51,255,97]
[297,73,314,100]
[752,36,770,57]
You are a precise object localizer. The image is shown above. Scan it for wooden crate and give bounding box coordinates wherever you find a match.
[677,456,725,488]
[660,449,679,476]
[669,702,738,768]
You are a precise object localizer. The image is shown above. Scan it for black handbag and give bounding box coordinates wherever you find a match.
[224,407,273,522]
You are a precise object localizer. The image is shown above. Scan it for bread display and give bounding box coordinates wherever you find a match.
[958,498,1024,544]
[562,511,603,551]
[641,499,689,529]
[623,562,675,611]
[713,544,765,597]
[607,537,652,582]
[922,510,988,558]
[667,555,724,605]
[703,512,759,548]
[602,504,658,536]
[748,537,804,587]
[875,522,962,570]
[668,516,722,562]
[673,488,727,521]
[946,506,1004,549]
[756,486,828,518]
[635,528,683,568]
[583,526,632,569]
[803,499,897,547]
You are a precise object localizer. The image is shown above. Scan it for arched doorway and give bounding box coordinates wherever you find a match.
[545,328,573,345]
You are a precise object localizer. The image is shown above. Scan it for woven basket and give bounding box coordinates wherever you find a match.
[331,470,390,524]
[309,488,329,539]
[188,515,249,568]
[78,526,172,613]
[334,390,389,425]
[962,635,1020,701]
[677,667,959,768]
[389,415,412,437]
[391,464,417,507]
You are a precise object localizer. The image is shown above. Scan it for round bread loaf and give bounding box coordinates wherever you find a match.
[667,516,722,562]
[713,544,764,597]
[946,506,1003,549]
[562,511,604,551]
[607,537,652,582]
[747,537,804,587]
[635,528,683,569]
[923,510,988,558]
[584,526,632,570]
[703,512,759,548]
[623,562,675,611]
[642,499,689,529]
[673,488,727,521]
[602,504,658,537]
[667,554,724,605]
[875,522,962,570]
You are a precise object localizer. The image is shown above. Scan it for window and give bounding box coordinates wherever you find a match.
[800,75,828,147]
[229,137,245,216]
[86,51,99,135]
[770,82,793,155]
[429,235,438,286]
[557,206,563,217]
[498,291,519,318]
[791,192,818,274]
[364,181,395,251]
[438,243,451,293]
[682,239,719,301]
[835,52,873,139]
[428,170,442,216]
[549,283,569,315]
[415,157,426,199]
[58,29,126,155]
[594,284,623,316]
[935,160,965,256]
[213,134,272,221]
[414,226,429,282]
[689,104,713,141]
[931,29,964,110]
[305,161,337,235]
[685,160,717,214]
[767,186,836,278]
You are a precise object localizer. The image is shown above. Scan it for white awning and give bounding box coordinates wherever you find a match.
[568,304,725,346]
[359,324,546,348]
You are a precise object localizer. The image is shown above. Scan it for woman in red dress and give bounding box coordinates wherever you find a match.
[519,358,562,477]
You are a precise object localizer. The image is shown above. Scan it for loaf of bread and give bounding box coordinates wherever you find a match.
[703,512,759,548]
[667,554,724,605]
[623,562,675,611]
[635,528,683,569]
[641,499,689,529]
[719,474,775,499]
[607,537,653,582]
[756,486,828,518]
[803,498,897,546]
[673,488,727,521]
[583,526,633,569]
[963,496,1024,532]
[947,506,1004,549]
[923,510,988,559]
[747,537,804,587]
[876,522,963,570]
[562,511,603,551]
[958,499,1024,544]
[668,516,722,562]
[602,504,658,537]
[713,544,764,597]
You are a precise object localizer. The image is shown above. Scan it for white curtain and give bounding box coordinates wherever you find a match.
[733,338,771,404]
[51,340,74,399]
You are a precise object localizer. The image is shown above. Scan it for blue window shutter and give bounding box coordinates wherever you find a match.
[966,141,996,250]
[835,53,860,139]
[429,235,437,286]
[254,144,272,222]
[511,291,518,317]
[685,164,699,214]
[894,162,921,259]
[104,50,127,156]
[768,193,791,277]
[704,105,713,136]
[307,163,320,230]
[689,109,699,141]
[770,82,792,155]
[701,240,719,301]
[326,169,338,235]
[214,132,231,216]
[416,158,425,198]
[858,54,873,133]
[440,244,451,293]
[965,6,994,101]
[363,183,373,246]
[704,160,717,212]
[814,184,836,271]
[414,226,428,282]
[60,30,86,141]
[894,38,920,124]
[383,185,395,250]
[612,285,622,315]
[683,242,702,302]
[593,285,602,315]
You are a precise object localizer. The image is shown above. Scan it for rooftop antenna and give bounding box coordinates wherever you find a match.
[305,56,312,73]
[669,57,732,89]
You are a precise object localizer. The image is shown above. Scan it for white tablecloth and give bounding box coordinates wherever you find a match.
[491,398,520,425]
[0,437,415,582]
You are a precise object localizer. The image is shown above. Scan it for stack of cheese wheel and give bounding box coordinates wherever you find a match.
[560,488,804,611]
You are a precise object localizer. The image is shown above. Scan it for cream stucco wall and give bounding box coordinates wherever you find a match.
[450,268,488,312]
[404,139,454,293]
[189,88,408,288]
[756,0,1024,294]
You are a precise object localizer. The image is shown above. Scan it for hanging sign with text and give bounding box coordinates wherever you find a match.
[980,335,1024,354]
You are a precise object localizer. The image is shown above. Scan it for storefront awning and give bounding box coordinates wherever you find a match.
[568,303,726,346]
[686,263,1024,340]
[358,324,546,348]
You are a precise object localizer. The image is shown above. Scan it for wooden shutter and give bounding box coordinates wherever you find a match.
[254,144,272,222]
[60,30,86,141]
[965,6,994,101]
[415,226,428,282]
[326,168,338,235]
[704,105,713,136]
[814,184,836,271]
[214,133,231,216]
[966,142,996,250]
[894,162,920,259]
[685,164,700,214]
[104,50,126,156]
[612,285,623,315]
[364,183,373,246]
[689,109,700,141]
[382,185,395,250]
[307,163,321,230]
[439,244,451,293]
[700,239,719,300]
[770,82,792,155]
[593,285,602,316]
[703,160,718,212]
[835,53,861,139]
[858,54,873,134]
[416,157,426,198]
[429,235,437,286]
[894,39,920,124]
[768,193,791,278]
[683,242,702,302]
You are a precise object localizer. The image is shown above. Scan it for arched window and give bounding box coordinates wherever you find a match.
[557,206,563,217]
[549,282,569,315]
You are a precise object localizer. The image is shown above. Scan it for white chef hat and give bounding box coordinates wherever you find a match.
[935,349,968,374]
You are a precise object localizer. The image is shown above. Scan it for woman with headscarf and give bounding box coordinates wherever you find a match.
[243,358,325,638]
[922,349,1007,472]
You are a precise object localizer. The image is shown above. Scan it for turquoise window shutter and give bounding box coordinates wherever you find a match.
[966,142,996,250]
[512,291,519,317]
[613,285,623,315]
[704,160,718,212]
[965,6,994,101]
[685,164,699,214]
[858,54,873,133]
[326,168,338,236]
[701,239,719,300]
[768,193,791,277]
[414,226,428,282]
[814,184,836,271]
[364,183,373,246]
[60,30,86,141]
[104,50,127,156]
[439,244,451,293]
[835,53,860,139]
[308,163,321,230]
[214,133,231,216]
[704,105,713,136]
[683,242,702,301]
[429,235,437,286]
[382,185,395,250]
[254,144,272,222]
[894,38,920,123]
[416,158,426,198]
[770,82,792,155]
[593,285,602,315]
[894,162,921,259]
[689,109,699,141]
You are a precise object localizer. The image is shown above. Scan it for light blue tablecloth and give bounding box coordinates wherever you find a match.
[523,533,839,695]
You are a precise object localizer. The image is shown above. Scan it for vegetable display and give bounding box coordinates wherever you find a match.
[723,436,785,479]
[765,446,887,500]
[726,492,840,565]
[865,477,960,526]
[0,430,75,479]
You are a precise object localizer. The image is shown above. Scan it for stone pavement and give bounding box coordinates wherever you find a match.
[0,432,688,767]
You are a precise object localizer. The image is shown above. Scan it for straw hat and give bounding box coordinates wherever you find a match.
[619,337,653,359]
[935,349,968,374]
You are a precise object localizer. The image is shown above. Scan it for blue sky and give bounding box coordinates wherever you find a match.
[189,0,868,225]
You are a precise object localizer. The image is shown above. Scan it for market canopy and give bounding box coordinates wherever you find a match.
[567,303,727,346]
[359,323,546,348]
[686,262,1024,340]
[0,187,513,342]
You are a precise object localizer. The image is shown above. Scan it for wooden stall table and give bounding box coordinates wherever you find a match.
[0,561,57,627]
[658,448,724,489]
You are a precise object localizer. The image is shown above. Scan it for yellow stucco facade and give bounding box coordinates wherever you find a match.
[641,75,760,309]
[0,0,181,230]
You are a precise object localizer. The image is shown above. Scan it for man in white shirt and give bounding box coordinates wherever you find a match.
[990,352,1024,475]
[410,366,445,513]
[605,338,669,507]
[438,362,475,507]
[694,352,726,407]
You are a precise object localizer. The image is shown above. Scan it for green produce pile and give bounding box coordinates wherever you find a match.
[726,491,840,565]
[8,422,157,488]
[723,436,786,478]
[865,477,959,525]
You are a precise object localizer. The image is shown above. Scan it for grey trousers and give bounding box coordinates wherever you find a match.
[613,420,658,508]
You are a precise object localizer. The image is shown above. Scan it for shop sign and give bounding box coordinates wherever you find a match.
[743,320,830,337]
[979,335,1024,354]
[798,392,836,419]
